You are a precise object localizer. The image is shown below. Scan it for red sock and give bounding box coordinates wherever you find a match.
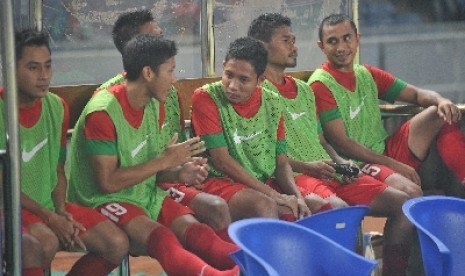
[147,226,236,276]
[184,223,239,270]
[216,227,235,244]
[383,244,410,276]
[279,213,296,222]
[23,267,44,276]
[437,123,465,185]
[316,202,333,213]
[67,253,117,276]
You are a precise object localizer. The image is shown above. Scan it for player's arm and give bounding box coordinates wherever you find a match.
[86,111,204,194]
[397,84,461,124]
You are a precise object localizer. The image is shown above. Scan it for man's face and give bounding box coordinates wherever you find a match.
[265,25,298,68]
[317,21,359,71]
[140,21,163,37]
[148,56,176,103]
[221,58,260,104]
[16,46,52,106]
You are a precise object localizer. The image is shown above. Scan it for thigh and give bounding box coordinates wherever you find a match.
[202,177,248,202]
[385,120,422,168]
[157,197,195,228]
[65,203,108,231]
[161,183,201,206]
[293,174,336,198]
[335,175,388,206]
[407,106,446,160]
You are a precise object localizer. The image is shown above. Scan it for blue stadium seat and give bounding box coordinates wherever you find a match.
[228,218,377,276]
[403,196,465,276]
[296,205,370,251]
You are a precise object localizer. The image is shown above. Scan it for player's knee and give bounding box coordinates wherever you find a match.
[252,195,279,217]
[22,235,45,267]
[102,231,130,262]
[202,198,231,229]
[41,233,60,264]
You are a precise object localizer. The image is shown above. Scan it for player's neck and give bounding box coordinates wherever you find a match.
[264,65,285,85]
[125,81,150,110]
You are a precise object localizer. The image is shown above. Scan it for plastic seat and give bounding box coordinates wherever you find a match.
[296,205,370,251]
[228,218,377,276]
[403,196,465,276]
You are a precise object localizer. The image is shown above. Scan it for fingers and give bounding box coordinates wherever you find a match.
[168,133,179,145]
[438,104,461,124]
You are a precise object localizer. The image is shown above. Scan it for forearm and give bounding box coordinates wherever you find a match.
[332,137,396,167]
[52,164,67,211]
[211,153,278,197]
[93,155,172,194]
[156,166,181,184]
[275,156,302,198]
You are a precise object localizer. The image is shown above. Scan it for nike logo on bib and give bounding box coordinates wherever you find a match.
[22,138,48,162]
[232,128,262,144]
[349,96,367,119]
[288,109,306,120]
[131,139,147,158]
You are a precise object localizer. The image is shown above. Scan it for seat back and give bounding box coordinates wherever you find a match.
[229,218,377,276]
[296,205,370,251]
[403,196,465,276]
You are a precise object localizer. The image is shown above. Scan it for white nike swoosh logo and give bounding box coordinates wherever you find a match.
[288,109,306,120]
[131,139,148,158]
[22,138,48,162]
[349,96,367,119]
[232,128,263,144]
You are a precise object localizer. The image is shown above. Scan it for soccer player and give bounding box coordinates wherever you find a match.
[5,29,129,276]
[68,34,239,276]
[191,36,321,222]
[248,12,419,276]
[1,90,46,276]
[312,14,465,194]
[101,9,231,236]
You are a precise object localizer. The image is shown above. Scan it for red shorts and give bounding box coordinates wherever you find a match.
[385,120,422,169]
[22,203,107,234]
[159,183,201,206]
[265,175,335,198]
[201,178,249,202]
[361,120,422,182]
[97,197,194,228]
[324,174,388,205]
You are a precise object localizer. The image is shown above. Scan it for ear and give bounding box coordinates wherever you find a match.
[141,66,153,81]
[257,74,266,84]
[317,40,324,51]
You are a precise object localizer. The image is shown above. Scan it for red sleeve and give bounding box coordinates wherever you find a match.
[84,111,117,141]
[277,115,285,140]
[365,64,396,98]
[191,89,223,136]
[311,82,338,114]
[60,98,70,147]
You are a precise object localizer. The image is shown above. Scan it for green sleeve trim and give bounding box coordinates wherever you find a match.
[319,108,341,124]
[317,121,323,135]
[277,139,287,155]
[201,133,227,149]
[59,147,66,163]
[86,139,117,155]
[382,79,407,103]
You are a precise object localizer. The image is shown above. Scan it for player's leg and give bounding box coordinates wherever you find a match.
[65,203,129,276]
[22,231,46,276]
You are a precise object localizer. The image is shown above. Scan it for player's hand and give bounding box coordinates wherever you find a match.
[161,134,206,169]
[273,194,299,218]
[46,212,86,251]
[437,99,461,124]
[296,197,311,219]
[179,157,209,189]
[300,160,336,181]
[389,160,421,186]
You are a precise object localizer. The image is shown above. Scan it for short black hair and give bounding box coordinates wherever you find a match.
[224,37,268,77]
[123,34,177,81]
[248,13,291,42]
[112,9,155,53]
[15,29,51,61]
[319,14,357,42]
